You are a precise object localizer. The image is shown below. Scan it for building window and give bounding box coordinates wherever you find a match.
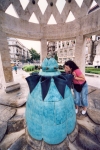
[62,44,64,47]
[66,42,69,45]
[64,50,67,52]
[97,36,100,41]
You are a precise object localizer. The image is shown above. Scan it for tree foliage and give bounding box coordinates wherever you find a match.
[54,53,58,61]
[29,48,40,60]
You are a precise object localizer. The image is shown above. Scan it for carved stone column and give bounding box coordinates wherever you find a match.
[0,11,20,92]
[40,39,47,64]
[74,35,86,74]
[0,31,13,82]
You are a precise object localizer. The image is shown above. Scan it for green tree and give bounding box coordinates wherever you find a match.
[29,48,40,61]
[54,53,58,61]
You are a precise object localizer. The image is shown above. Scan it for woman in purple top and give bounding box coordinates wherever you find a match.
[64,60,88,115]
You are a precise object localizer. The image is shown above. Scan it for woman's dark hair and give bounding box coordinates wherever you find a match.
[64,60,79,72]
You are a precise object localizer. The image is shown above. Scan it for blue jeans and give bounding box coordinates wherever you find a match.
[73,83,88,107]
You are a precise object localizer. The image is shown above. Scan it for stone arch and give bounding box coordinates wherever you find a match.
[0,0,100,91]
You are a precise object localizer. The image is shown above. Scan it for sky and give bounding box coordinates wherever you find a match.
[5,0,97,53]
[17,39,41,53]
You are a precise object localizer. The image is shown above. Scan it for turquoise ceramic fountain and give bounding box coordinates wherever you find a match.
[25,57,76,144]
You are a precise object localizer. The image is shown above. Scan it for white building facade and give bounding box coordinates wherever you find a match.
[56,40,76,65]
[7,38,30,63]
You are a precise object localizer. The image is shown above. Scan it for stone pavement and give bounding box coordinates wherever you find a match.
[0,69,100,150]
[0,69,29,107]
[86,74,100,89]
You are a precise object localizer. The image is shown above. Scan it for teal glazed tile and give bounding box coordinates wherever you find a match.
[31,82,42,101]
[43,102,55,125]
[41,58,59,72]
[42,122,67,144]
[26,116,32,126]
[39,71,61,76]
[67,110,74,118]
[64,86,71,98]
[65,97,74,112]
[67,115,76,135]
[26,94,43,124]
[54,99,68,124]
[25,104,32,123]
[26,93,33,105]
[26,94,35,107]
[66,97,76,117]
[39,58,61,76]
[31,100,43,124]
[69,96,76,112]
[25,58,76,144]
[47,58,58,70]
[27,120,42,140]
[25,94,33,122]
[44,78,63,102]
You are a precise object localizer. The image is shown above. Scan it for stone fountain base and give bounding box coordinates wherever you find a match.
[26,129,69,150]
[0,86,100,150]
